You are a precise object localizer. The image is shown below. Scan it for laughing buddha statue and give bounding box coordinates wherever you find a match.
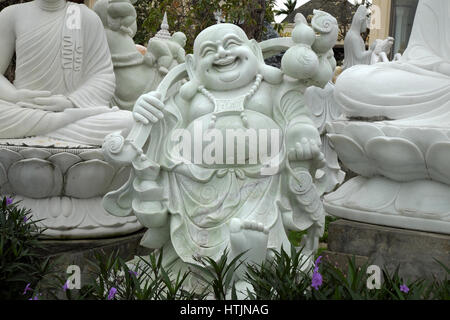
[103,13,338,294]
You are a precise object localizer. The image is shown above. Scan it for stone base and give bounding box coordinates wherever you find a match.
[325,219,450,281]
[324,176,450,235]
[37,230,152,298]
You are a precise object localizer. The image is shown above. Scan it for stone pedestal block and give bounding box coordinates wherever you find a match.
[36,230,151,298]
[325,219,449,281]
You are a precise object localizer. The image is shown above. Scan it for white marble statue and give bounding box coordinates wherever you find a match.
[325,0,450,235]
[103,12,339,294]
[305,82,345,194]
[93,1,186,110]
[0,0,142,238]
[0,0,133,146]
[343,5,395,70]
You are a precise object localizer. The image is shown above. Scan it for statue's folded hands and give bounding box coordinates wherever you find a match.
[17,94,75,112]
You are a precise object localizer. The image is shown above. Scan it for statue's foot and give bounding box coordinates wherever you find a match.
[229,218,269,267]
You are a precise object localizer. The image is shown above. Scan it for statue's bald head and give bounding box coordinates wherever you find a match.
[193,23,250,57]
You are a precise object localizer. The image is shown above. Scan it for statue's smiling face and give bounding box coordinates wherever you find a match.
[192,25,259,91]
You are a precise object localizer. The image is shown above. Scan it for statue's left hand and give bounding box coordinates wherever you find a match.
[288,138,326,168]
[18,95,74,112]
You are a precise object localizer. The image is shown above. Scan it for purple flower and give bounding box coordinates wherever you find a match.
[400,284,409,293]
[315,256,322,266]
[23,283,32,295]
[311,271,323,290]
[28,294,40,300]
[107,287,117,300]
[62,280,70,292]
[5,197,13,206]
[314,255,322,272]
[128,270,138,277]
[23,216,28,223]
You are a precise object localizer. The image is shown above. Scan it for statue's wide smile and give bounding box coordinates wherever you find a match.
[213,56,240,72]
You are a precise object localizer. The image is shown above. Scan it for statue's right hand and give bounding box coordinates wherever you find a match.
[133,91,165,125]
[12,89,51,103]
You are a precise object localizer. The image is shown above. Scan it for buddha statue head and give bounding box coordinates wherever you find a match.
[181,23,282,99]
[172,32,187,48]
[352,5,369,34]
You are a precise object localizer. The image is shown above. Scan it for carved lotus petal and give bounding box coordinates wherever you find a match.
[79,150,104,161]
[366,137,427,182]
[400,128,448,155]
[65,160,115,198]
[396,181,450,218]
[8,159,63,198]
[343,123,384,148]
[346,177,399,211]
[380,125,402,137]
[0,148,23,171]
[327,121,346,134]
[328,134,376,177]
[19,148,51,160]
[426,142,450,185]
[48,152,82,175]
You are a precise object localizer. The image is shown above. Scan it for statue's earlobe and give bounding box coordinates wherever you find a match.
[185,54,196,81]
[180,54,199,101]
[249,39,265,64]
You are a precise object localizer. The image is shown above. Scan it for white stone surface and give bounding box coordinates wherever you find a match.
[343,5,396,70]
[305,82,345,194]
[326,0,450,235]
[0,141,142,238]
[337,0,450,121]
[103,14,339,295]
[93,1,187,111]
[0,0,134,146]
[0,1,143,238]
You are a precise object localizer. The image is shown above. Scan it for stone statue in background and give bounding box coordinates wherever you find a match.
[103,12,338,296]
[325,0,450,235]
[0,0,141,238]
[94,0,186,111]
[0,0,134,146]
[343,5,395,70]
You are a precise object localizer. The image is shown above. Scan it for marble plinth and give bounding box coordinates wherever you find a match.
[325,219,450,281]
[325,121,450,235]
[36,230,151,299]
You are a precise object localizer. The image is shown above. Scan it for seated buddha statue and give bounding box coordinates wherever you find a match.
[335,0,450,125]
[0,0,133,146]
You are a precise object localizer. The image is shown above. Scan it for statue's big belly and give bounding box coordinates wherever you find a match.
[179,110,283,167]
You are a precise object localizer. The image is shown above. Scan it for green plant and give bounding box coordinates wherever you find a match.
[245,245,314,300]
[0,197,55,299]
[320,215,338,243]
[288,215,339,247]
[275,0,298,16]
[71,249,207,300]
[191,249,246,300]
[49,243,449,301]
[134,0,278,52]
